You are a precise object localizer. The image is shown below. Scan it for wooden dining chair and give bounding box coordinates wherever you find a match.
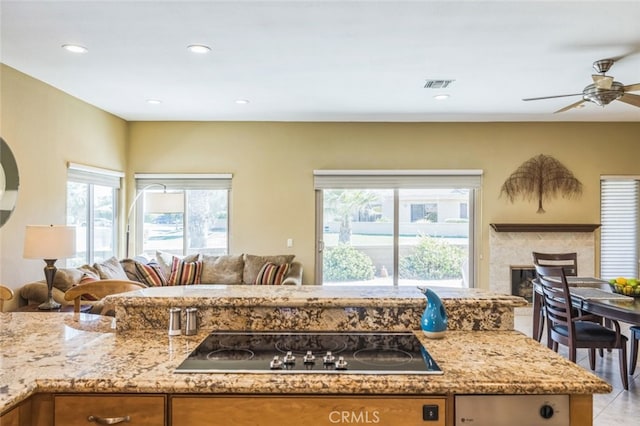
[534,264,629,390]
[0,285,14,312]
[64,279,146,315]
[630,325,640,375]
[531,252,578,342]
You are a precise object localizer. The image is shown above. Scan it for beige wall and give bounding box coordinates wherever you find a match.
[2,63,639,304]
[0,65,128,310]
[128,121,640,286]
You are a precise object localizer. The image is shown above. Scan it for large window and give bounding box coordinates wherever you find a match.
[600,177,639,279]
[66,163,122,266]
[133,174,231,259]
[315,170,481,287]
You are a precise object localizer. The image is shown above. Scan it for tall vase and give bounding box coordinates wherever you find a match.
[420,287,448,339]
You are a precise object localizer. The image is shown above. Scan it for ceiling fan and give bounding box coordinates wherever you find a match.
[523,59,640,113]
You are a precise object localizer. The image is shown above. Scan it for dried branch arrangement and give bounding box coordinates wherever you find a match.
[500,154,582,213]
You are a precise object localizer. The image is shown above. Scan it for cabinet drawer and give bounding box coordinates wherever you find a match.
[171,395,446,426]
[54,394,166,425]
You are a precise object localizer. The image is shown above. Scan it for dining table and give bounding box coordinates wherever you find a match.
[532,277,640,341]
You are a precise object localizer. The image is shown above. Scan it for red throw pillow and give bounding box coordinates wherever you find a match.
[74,274,99,300]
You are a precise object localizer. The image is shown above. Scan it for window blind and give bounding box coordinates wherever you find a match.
[600,178,639,279]
[135,173,232,190]
[313,170,483,189]
[67,162,123,188]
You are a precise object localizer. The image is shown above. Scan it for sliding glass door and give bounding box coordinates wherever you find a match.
[315,171,479,287]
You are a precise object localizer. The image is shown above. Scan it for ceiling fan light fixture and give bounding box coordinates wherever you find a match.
[583,82,624,106]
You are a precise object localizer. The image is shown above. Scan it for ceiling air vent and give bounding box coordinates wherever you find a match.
[424,79,455,89]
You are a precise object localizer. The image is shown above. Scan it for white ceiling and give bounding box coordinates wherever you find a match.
[1,0,640,122]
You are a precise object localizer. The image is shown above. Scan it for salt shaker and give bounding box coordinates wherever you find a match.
[168,307,182,336]
[185,307,198,336]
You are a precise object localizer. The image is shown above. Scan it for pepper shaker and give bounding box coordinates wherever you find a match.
[168,307,182,336]
[185,307,198,336]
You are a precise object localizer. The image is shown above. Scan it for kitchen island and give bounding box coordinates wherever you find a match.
[108,284,527,332]
[0,286,611,425]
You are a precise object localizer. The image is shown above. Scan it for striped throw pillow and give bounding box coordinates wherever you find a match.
[135,262,167,287]
[168,257,203,285]
[255,262,290,285]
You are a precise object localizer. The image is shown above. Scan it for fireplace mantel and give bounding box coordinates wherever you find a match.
[490,223,601,233]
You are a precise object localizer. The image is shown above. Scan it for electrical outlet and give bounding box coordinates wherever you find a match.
[287,238,293,248]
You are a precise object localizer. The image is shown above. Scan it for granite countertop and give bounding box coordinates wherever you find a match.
[107,285,527,308]
[108,285,528,332]
[0,312,611,414]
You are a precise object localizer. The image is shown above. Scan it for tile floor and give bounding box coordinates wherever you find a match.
[514,309,640,424]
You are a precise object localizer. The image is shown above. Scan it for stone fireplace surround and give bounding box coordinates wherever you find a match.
[489,224,598,304]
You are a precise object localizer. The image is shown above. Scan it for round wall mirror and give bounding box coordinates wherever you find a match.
[0,137,19,227]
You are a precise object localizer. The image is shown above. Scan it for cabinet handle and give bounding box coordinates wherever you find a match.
[87,415,131,424]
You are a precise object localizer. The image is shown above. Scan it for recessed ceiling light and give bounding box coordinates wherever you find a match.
[61,44,88,54]
[187,44,211,54]
[146,99,162,105]
[235,99,250,105]
[433,94,450,100]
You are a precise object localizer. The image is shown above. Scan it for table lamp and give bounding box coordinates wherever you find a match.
[23,225,76,310]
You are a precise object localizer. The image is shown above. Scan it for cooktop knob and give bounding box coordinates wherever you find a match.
[283,351,296,365]
[323,351,336,364]
[335,356,348,370]
[269,356,282,370]
[303,351,316,364]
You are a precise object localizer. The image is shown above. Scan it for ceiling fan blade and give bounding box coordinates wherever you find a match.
[554,100,586,113]
[623,83,640,92]
[617,93,640,108]
[522,93,583,101]
[592,74,613,89]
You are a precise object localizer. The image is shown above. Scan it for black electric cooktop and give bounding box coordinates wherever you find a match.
[175,331,443,375]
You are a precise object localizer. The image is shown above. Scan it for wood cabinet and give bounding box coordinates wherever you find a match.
[54,394,166,425]
[0,394,53,426]
[171,395,447,426]
[0,406,19,426]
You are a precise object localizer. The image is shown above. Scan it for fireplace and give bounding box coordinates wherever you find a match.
[510,266,536,303]
[489,224,598,301]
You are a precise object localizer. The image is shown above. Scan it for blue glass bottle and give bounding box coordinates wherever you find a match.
[420,287,448,339]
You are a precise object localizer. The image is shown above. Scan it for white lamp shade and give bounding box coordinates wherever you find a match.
[145,192,184,213]
[23,225,76,260]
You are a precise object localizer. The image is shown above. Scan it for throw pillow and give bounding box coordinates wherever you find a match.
[120,258,143,282]
[94,256,128,280]
[200,254,244,284]
[156,250,199,279]
[168,256,203,286]
[243,254,295,285]
[135,261,167,287]
[51,267,85,292]
[74,274,100,301]
[255,262,290,285]
[78,264,100,280]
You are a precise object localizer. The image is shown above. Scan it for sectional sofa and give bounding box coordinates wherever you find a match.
[19,252,303,312]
